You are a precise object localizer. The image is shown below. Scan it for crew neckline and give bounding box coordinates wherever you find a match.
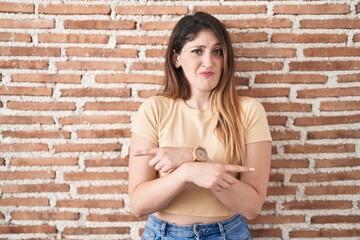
[178,99,216,116]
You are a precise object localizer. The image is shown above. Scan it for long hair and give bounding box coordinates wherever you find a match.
[162,12,246,165]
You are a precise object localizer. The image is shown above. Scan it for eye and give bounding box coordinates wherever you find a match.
[213,48,223,56]
[191,49,203,54]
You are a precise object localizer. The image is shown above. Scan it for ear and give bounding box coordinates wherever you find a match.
[172,50,181,68]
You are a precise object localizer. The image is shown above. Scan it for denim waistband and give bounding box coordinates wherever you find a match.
[147,214,245,238]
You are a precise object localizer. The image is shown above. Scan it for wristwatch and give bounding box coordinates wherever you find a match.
[193,146,208,162]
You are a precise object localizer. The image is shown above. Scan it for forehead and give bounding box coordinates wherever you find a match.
[184,30,221,47]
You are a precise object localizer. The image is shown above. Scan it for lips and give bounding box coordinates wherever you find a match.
[199,71,215,77]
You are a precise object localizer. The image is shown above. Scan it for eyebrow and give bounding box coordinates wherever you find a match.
[188,43,222,48]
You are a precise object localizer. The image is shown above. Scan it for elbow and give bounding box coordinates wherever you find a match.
[129,203,147,218]
[242,205,262,220]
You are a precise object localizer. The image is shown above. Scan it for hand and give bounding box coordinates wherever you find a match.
[182,162,255,192]
[132,147,193,173]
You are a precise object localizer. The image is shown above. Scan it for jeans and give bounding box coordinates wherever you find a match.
[142,214,253,240]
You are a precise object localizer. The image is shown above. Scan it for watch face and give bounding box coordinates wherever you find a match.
[195,147,207,161]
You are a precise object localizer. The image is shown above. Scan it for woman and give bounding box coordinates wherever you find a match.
[129,12,272,239]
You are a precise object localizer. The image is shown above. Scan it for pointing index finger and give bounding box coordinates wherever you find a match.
[133,148,158,156]
[224,165,255,173]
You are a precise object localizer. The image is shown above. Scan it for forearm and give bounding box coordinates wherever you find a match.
[129,166,188,217]
[212,180,265,220]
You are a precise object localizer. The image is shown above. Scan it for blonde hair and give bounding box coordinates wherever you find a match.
[162,12,246,164]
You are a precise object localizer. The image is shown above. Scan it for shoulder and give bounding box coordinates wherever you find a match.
[138,95,177,114]
[238,96,265,114]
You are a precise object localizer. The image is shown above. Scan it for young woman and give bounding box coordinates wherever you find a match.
[129,12,272,239]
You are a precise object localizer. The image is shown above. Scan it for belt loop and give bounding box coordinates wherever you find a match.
[160,221,167,237]
[217,221,225,237]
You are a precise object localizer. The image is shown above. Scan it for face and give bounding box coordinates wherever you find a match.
[173,30,224,96]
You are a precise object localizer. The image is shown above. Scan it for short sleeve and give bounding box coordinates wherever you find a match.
[241,97,272,144]
[131,97,159,145]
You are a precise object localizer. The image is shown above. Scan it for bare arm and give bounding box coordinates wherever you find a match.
[128,132,256,217]
[211,141,272,220]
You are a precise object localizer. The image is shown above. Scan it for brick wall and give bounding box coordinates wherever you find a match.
[0,1,359,239]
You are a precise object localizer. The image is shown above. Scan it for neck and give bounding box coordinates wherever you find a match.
[185,95,211,112]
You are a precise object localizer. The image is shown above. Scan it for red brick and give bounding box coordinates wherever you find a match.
[255,74,327,84]
[290,61,360,71]
[138,90,159,99]
[84,158,128,167]
[140,21,177,30]
[308,129,360,139]
[0,2,34,13]
[354,33,360,42]
[117,36,169,45]
[291,171,360,182]
[12,211,79,221]
[249,215,305,224]
[297,87,360,98]
[145,49,165,58]
[224,18,293,29]
[60,115,130,125]
[230,32,268,43]
[304,47,360,57]
[234,48,296,58]
[61,88,130,97]
[321,101,360,111]
[305,185,360,195]
[96,73,163,84]
[3,130,71,139]
[87,213,146,222]
[0,143,48,152]
[63,172,128,181]
[0,197,49,206]
[38,33,109,44]
[0,60,48,69]
[64,20,135,30]
[284,144,355,154]
[56,61,125,71]
[267,116,287,126]
[63,226,130,235]
[0,47,60,56]
[274,4,349,15]
[312,215,360,224]
[2,184,69,193]
[0,19,54,29]
[301,19,360,29]
[132,62,164,71]
[0,33,31,42]
[7,101,76,111]
[116,5,187,15]
[0,171,54,180]
[194,5,266,14]
[271,159,309,169]
[283,200,352,210]
[84,101,141,111]
[10,157,78,166]
[289,229,360,238]
[271,130,300,140]
[39,4,111,15]
[0,86,52,96]
[315,158,360,168]
[0,115,54,124]
[251,228,282,238]
[67,47,138,58]
[267,186,297,196]
[54,143,121,153]
[272,33,347,43]
[338,74,360,82]
[0,225,55,234]
[295,115,360,126]
[235,61,283,71]
[263,102,312,112]
[12,74,81,84]
[77,129,130,138]
[238,88,289,98]
[78,185,128,194]
[57,199,124,208]
[269,173,284,183]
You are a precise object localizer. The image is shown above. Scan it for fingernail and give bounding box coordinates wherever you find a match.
[249,167,255,171]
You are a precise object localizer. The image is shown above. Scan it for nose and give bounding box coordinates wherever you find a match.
[202,51,214,67]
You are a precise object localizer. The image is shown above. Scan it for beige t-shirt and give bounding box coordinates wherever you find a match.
[131,95,272,217]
